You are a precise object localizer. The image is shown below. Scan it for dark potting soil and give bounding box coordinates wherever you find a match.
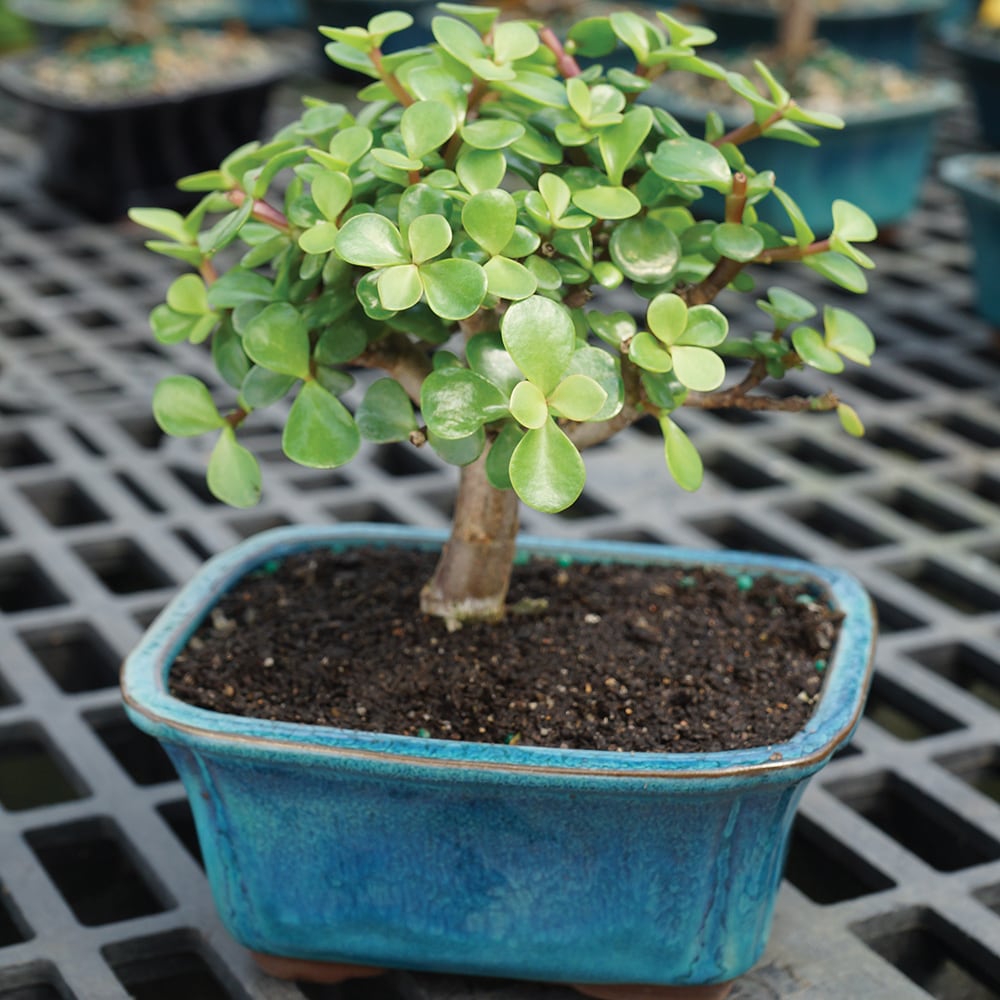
[170,546,843,754]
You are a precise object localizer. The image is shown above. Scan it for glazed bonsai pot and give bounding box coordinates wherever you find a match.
[0,41,296,222]
[940,26,1000,147]
[940,153,1000,329]
[122,524,876,995]
[653,80,959,233]
[691,0,946,68]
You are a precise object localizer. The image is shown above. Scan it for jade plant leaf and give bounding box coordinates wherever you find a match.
[548,374,608,422]
[609,215,680,284]
[377,264,424,312]
[421,367,509,438]
[501,296,576,394]
[401,100,457,161]
[335,214,409,267]
[651,137,731,188]
[483,256,538,300]
[356,378,418,442]
[837,402,865,437]
[420,259,488,319]
[509,379,550,429]
[207,427,262,508]
[792,327,844,373]
[243,303,312,379]
[660,416,703,491]
[509,419,586,513]
[282,380,361,468]
[463,190,518,256]
[407,214,453,264]
[824,307,875,366]
[152,376,223,437]
[670,345,725,391]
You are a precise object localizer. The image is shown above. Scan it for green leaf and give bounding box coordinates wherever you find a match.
[207,269,274,309]
[493,20,539,63]
[711,222,764,262]
[671,345,725,391]
[773,187,815,247]
[166,274,209,315]
[428,427,486,466]
[509,419,586,513]
[501,296,576,395]
[647,292,688,346]
[207,427,261,508]
[299,221,340,255]
[805,252,868,294]
[610,9,653,62]
[651,137,731,188]
[758,286,816,326]
[824,307,875,366]
[629,331,673,373]
[660,416,703,491]
[484,256,538,300]
[831,199,877,243]
[599,106,653,186]
[539,172,571,222]
[456,148,507,194]
[467,332,522,395]
[326,126,374,168]
[432,15,488,66]
[212,322,252,389]
[407,214,453,264]
[509,379,549,429]
[462,189,517,256]
[241,366,297,408]
[680,305,728,348]
[485,422,522,490]
[420,259,488,320]
[400,100,457,160]
[571,186,641,220]
[368,9,413,39]
[435,3,499,33]
[587,310,636,348]
[243,302,311,379]
[152,376,223,437]
[377,264,424,312]
[548,374,607,422]
[609,215,680,284]
[461,119,525,150]
[282,380,361,468]
[498,71,569,109]
[356,378,418,442]
[563,346,623,421]
[792,327,845,373]
[837,402,865,437]
[421,367,508,438]
[149,304,198,344]
[128,207,191,243]
[335,213,409,267]
[312,170,353,221]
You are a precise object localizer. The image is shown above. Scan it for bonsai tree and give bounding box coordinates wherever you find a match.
[130,2,878,627]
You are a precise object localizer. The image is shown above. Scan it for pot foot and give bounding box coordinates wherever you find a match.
[250,951,385,983]
[572,982,733,1000]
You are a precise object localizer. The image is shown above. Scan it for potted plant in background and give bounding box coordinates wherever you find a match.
[640,0,958,233]
[940,152,1000,341]
[122,5,879,997]
[688,0,947,69]
[0,0,301,220]
[941,0,1000,146]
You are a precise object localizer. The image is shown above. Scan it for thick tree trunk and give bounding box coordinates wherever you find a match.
[420,450,520,627]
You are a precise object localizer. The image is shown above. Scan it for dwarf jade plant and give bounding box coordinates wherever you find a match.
[131,3,878,626]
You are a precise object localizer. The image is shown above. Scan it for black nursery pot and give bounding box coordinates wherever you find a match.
[0,52,293,222]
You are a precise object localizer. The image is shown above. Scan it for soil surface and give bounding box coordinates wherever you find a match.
[170,546,843,754]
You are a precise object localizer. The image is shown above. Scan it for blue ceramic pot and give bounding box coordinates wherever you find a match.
[653,81,958,234]
[691,0,946,68]
[122,524,875,993]
[940,27,1000,147]
[940,153,1000,328]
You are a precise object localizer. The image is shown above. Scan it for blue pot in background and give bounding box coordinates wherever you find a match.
[690,0,946,68]
[940,153,1000,329]
[237,0,306,29]
[122,524,876,995]
[941,26,1000,146]
[655,81,959,234]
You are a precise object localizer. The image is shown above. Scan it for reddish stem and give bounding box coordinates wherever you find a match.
[369,48,414,107]
[227,190,291,233]
[539,26,581,77]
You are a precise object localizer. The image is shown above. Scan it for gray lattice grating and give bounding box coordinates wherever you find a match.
[1,46,1000,1000]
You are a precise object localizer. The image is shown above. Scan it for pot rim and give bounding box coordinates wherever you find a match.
[939,151,1000,200]
[694,0,946,20]
[0,33,301,112]
[122,523,876,784]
